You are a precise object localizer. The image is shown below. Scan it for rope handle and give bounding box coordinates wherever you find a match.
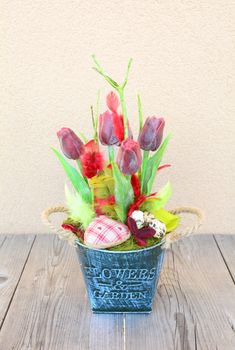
[41,206,203,248]
[164,206,204,248]
[41,206,77,246]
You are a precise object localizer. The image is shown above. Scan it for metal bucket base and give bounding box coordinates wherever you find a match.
[76,240,165,314]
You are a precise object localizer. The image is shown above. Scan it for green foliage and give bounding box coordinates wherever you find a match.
[112,162,134,223]
[65,185,95,229]
[52,148,92,204]
[63,216,83,228]
[142,134,172,195]
[108,235,162,251]
[92,55,119,89]
[140,182,172,213]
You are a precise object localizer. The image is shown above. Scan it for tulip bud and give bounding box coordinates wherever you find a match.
[106,91,120,113]
[138,117,165,151]
[117,138,142,175]
[57,128,84,159]
[99,111,121,146]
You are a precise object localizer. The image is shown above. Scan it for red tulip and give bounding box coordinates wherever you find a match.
[80,140,104,178]
[99,110,123,146]
[138,117,165,151]
[57,128,84,159]
[99,91,132,146]
[117,138,142,175]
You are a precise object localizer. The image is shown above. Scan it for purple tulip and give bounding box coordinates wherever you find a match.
[138,117,165,151]
[99,111,121,146]
[57,128,84,159]
[117,138,142,175]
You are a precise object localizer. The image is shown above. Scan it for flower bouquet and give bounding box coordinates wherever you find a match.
[42,57,202,313]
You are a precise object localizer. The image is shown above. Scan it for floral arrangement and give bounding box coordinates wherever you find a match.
[52,56,180,250]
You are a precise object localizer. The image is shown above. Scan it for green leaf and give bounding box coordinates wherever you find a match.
[112,162,134,223]
[143,134,172,195]
[52,148,91,203]
[95,89,100,132]
[92,67,119,89]
[140,181,172,213]
[92,55,120,89]
[122,58,133,88]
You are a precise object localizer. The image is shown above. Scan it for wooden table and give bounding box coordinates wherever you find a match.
[0,234,234,349]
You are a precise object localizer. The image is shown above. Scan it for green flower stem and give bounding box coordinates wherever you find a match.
[137,94,143,182]
[141,150,149,194]
[94,89,100,143]
[118,88,129,139]
[137,94,143,131]
[108,146,115,164]
[90,105,97,142]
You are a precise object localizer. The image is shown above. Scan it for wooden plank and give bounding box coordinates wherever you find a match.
[0,235,124,350]
[0,235,35,329]
[125,235,235,350]
[214,234,235,284]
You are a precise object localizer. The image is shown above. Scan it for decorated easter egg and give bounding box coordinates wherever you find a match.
[84,215,131,249]
[149,219,166,238]
[130,210,145,229]
[143,211,155,224]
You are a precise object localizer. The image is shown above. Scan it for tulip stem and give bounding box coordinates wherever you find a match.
[137,94,143,131]
[108,146,115,164]
[94,89,100,143]
[141,150,149,194]
[90,105,97,142]
[119,88,129,139]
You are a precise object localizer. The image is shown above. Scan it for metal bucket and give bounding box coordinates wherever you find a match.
[75,240,165,313]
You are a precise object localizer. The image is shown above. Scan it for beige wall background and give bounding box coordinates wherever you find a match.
[1,0,234,234]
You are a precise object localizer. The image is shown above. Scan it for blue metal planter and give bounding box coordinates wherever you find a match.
[75,240,165,313]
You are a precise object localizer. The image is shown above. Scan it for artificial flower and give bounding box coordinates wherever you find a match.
[117,138,142,175]
[99,91,133,146]
[57,127,84,159]
[127,216,155,246]
[138,117,165,151]
[99,110,122,146]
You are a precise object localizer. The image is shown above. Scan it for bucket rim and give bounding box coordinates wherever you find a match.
[75,237,165,254]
